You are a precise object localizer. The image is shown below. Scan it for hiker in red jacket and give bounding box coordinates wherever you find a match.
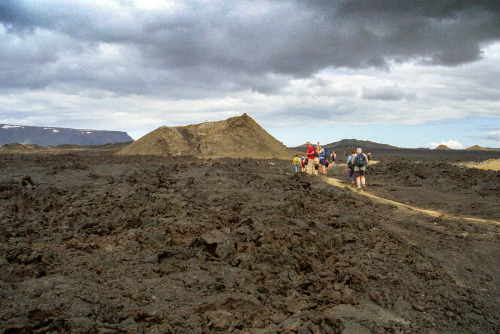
[305,142,317,175]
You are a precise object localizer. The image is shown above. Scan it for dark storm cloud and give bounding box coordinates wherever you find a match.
[1,0,499,96]
[306,0,500,66]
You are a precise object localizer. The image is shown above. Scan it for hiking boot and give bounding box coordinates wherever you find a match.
[362,185,367,191]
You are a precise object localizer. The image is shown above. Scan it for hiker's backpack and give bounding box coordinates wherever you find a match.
[347,155,355,169]
[322,147,331,158]
[354,153,367,167]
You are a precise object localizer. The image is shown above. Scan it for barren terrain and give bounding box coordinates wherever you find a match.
[462,158,500,172]
[0,150,499,333]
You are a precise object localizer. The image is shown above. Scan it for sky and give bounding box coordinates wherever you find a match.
[1,0,499,149]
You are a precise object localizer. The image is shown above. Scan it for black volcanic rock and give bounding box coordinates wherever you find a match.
[0,124,133,146]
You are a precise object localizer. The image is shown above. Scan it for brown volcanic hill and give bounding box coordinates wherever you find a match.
[466,145,490,151]
[118,114,294,159]
[0,143,32,152]
[434,145,452,150]
[25,144,46,150]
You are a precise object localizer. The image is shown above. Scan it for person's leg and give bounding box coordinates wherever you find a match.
[354,171,361,190]
[307,160,314,175]
[361,170,367,189]
[348,169,354,185]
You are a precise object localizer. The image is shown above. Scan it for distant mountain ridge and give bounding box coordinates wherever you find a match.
[0,124,133,146]
[291,140,500,152]
[290,139,400,151]
[325,139,400,150]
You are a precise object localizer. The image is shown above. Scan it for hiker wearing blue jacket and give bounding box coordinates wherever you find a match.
[318,144,331,175]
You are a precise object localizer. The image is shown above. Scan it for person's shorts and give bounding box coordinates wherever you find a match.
[325,162,329,168]
[354,170,365,177]
[319,158,326,166]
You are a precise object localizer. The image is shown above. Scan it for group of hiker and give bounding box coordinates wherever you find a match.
[292,142,372,191]
[292,142,336,175]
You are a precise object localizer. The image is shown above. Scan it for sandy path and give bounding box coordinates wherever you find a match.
[461,158,500,171]
[321,175,500,226]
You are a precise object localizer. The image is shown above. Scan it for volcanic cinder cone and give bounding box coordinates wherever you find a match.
[466,145,489,151]
[118,114,294,159]
[0,143,32,152]
[434,144,452,150]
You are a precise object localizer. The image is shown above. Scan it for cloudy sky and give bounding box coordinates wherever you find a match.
[1,0,499,148]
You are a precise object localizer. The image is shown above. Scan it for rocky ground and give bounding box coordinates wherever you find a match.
[0,151,499,333]
[360,159,500,221]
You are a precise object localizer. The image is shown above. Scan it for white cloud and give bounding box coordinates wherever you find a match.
[485,131,500,144]
[426,140,464,149]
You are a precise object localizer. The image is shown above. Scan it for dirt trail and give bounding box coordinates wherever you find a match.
[321,175,500,226]
[461,158,500,171]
